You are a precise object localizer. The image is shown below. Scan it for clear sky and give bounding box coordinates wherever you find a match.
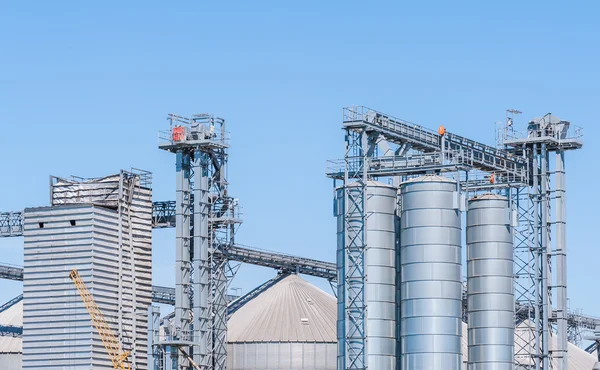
[0,2,598,319]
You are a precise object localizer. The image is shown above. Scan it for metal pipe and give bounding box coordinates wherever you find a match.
[541,143,550,370]
[117,171,125,345]
[555,150,568,370]
[148,306,160,370]
[175,151,191,369]
[126,176,139,368]
[193,149,210,369]
[533,144,541,370]
[336,184,346,370]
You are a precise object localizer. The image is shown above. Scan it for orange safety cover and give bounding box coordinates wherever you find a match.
[172,126,185,141]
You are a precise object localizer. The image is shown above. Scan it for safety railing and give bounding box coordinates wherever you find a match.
[0,212,23,237]
[158,113,230,148]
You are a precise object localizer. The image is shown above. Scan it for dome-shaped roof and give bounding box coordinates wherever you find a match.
[0,297,23,353]
[228,274,336,343]
[470,193,508,201]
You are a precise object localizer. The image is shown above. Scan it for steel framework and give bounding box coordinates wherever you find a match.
[327,106,583,370]
[0,212,22,237]
[158,114,242,370]
[335,125,369,370]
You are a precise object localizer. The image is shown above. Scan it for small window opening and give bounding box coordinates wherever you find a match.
[70,220,76,226]
[301,318,309,325]
[38,222,44,228]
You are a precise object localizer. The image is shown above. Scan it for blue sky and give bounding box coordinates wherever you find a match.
[0,1,598,318]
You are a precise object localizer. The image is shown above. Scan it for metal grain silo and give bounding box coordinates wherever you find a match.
[335,181,397,370]
[466,194,514,370]
[399,175,463,370]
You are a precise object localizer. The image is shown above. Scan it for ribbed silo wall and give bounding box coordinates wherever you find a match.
[399,175,463,370]
[22,178,152,369]
[466,195,514,370]
[228,342,337,369]
[335,187,345,370]
[0,354,21,370]
[335,181,397,370]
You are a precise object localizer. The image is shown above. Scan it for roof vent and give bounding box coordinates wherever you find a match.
[301,318,309,325]
[307,298,314,305]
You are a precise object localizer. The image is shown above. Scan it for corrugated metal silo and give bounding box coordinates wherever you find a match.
[227,274,337,370]
[335,181,397,370]
[466,194,514,369]
[399,175,463,370]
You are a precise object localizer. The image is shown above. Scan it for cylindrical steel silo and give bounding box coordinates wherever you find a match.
[399,175,463,370]
[466,194,514,370]
[335,181,397,370]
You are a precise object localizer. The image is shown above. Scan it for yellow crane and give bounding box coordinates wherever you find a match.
[69,269,131,370]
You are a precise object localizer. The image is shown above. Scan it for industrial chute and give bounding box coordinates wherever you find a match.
[69,268,131,370]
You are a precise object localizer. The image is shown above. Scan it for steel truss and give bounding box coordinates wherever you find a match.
[334,126,369,370]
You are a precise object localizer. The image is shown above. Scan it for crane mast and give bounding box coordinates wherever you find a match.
[69,269,131,370]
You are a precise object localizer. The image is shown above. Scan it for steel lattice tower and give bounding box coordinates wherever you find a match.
[159,114,242,370]
[505,115,582,370]
[338,124,369,370]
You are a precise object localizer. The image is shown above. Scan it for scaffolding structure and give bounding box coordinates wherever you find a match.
[327,107,583,370]
[157,114,242,370]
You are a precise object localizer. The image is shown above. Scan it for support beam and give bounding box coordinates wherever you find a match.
[555,150,568,369]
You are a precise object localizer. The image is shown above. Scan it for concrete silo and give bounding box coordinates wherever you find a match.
[466,194,514,369]
[399,175,463,370]
[335,181,397,370]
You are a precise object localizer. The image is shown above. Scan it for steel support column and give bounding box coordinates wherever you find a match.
[534,144,542,370]
[148,306,161,370]
[193,150,210,369]
[540,144,551,370]
[176,151,192,369]
[211,258,228,370]
[555,150,568,370]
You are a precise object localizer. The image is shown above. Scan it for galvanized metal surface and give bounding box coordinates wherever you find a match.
[22,198,152,369]
[399,175,463,370]
[364,182,397,370]
[0,353,21,370]
[335,186,345,369]
[227,274,336,369]
[460,322,596,370]
[228,274,336,342]
[174,150,192,369]
[0,299,22,355]
[228,342,336,370]
[336,181,397,370]
[466,194,514,369]
[555,150,568,369]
